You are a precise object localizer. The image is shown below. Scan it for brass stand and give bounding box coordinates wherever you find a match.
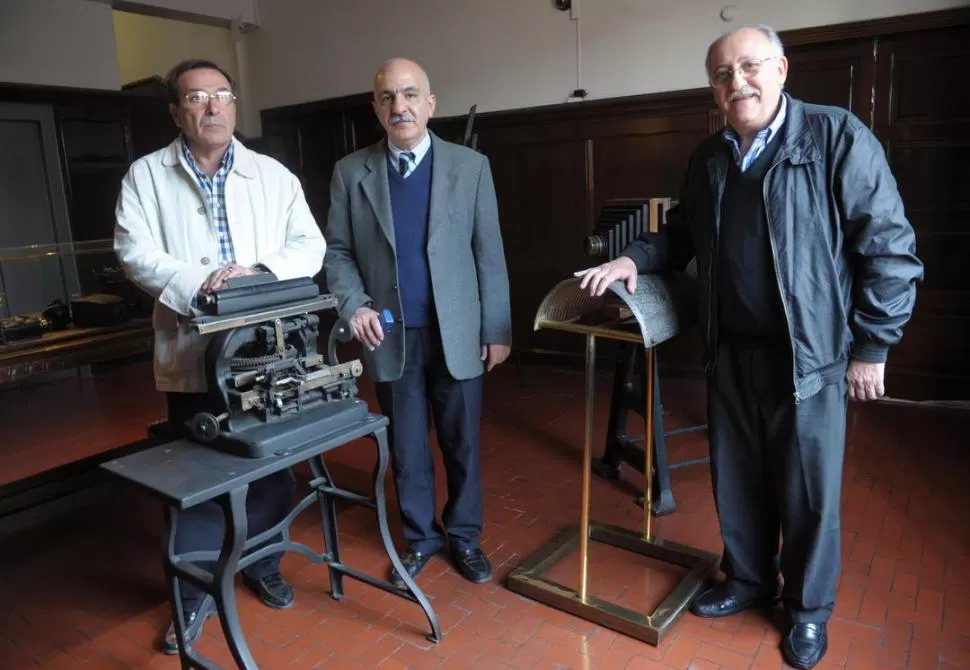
[506,288,719,646]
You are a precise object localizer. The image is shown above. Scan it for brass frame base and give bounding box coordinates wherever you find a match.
[506,521,719,646]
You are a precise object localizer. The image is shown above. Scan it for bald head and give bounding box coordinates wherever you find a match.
[372,57,437,150]
[374,58,432,96]
[705,25,785,76]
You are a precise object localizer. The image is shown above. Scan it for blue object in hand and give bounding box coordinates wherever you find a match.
[380,308,394,334]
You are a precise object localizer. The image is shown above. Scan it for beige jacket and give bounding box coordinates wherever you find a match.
[114,137,326,392]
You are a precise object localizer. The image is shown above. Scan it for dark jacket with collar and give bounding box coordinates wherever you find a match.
[622,94,924,402]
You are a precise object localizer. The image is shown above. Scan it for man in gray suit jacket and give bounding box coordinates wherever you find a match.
[324,58,512,586]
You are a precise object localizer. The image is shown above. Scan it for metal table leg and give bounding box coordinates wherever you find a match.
[309,426,442,643]
[370,427,441,643]
[165,485,258,670]
[213,486,259,669]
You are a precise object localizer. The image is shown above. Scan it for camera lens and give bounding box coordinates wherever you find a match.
[584,235,607,258]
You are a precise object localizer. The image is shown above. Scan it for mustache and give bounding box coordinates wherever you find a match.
[727,85,760,102]
[389,113,416,124]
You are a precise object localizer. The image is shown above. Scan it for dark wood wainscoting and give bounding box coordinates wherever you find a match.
[871,25,970,400]
[453,91,719,374]
[259,8,970,401]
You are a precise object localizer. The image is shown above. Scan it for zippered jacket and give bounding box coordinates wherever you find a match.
[622,94,924,402]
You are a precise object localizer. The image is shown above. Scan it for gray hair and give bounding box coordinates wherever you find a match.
[705,24,785,75]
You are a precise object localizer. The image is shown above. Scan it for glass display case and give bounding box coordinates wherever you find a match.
[0,239,154,386]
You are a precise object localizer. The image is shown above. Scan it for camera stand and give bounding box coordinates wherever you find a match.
[506,275,718,646]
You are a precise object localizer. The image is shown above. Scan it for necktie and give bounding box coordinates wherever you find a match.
[398,151,415,177]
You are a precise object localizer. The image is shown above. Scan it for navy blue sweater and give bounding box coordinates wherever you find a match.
[388,149,433,326]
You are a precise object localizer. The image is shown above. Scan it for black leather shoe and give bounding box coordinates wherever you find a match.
[242,572,295,609]
[782,622,828,669]
[689,582,776,618]
[162,596,216,655]
[390,548,438,588]
[451,547,492,584]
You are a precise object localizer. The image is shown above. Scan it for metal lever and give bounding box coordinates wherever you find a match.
[326,310,394,365]
[327,319,355,365]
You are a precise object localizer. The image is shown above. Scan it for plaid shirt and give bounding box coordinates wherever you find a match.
[722,95,788,172]
[181,136,236,266]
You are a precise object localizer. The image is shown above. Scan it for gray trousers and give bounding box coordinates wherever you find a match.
[707,335,847,624]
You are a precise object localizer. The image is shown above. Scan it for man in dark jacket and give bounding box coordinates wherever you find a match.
[576,25,922,670]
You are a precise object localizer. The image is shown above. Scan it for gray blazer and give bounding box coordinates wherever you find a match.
[324,132,512,383]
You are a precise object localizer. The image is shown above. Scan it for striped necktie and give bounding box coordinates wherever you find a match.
[398,151,415,177]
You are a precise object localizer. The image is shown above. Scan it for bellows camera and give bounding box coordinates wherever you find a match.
[584,198,677,261]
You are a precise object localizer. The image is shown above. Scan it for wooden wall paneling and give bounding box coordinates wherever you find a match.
[128,95,178,161]
[476,119,589,357]
[347,104,384,153]
[580,106,715,374]
[469,93,720,363]
[872,24,970,401]
[784,38,877,124]
[294,111,347,226]
[261,94,377,237]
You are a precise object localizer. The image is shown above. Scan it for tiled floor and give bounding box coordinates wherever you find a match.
[0,361,968,669]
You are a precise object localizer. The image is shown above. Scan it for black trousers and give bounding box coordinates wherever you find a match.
[707,336,847,624]
[374,325,484,555]
[165,392,296,609]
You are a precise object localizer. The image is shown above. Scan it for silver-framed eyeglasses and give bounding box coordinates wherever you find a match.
[710,56,778,87]
[184,90,237,106]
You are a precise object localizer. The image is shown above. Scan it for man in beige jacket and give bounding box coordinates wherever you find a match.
[114,59,326,655]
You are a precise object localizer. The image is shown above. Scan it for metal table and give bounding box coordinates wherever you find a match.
[102,407,441,669]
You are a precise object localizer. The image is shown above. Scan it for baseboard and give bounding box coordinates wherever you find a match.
[0,439,152,526]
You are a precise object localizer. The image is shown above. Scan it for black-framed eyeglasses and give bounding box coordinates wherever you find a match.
[710,56,778,87]
[183,90,237,106]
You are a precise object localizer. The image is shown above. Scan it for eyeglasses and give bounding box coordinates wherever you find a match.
[183,90,237,106]
[710,56,778,87]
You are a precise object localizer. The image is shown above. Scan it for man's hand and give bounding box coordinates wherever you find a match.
[481,344,511,372]
[573,256,638,297]
[846,360,886,402]
[351,306,384,351]
[200,264,259,294]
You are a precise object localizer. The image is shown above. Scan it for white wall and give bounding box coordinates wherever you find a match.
[245,0,969,134]
[0,0,120,90]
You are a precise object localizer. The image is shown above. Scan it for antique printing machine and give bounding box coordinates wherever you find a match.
[102,274,440,670]
[187,273,367,458]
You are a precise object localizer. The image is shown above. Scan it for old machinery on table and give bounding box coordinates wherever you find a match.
[186,274,367,459]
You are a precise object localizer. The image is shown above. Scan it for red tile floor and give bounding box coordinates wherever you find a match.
[0,362,968,669]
